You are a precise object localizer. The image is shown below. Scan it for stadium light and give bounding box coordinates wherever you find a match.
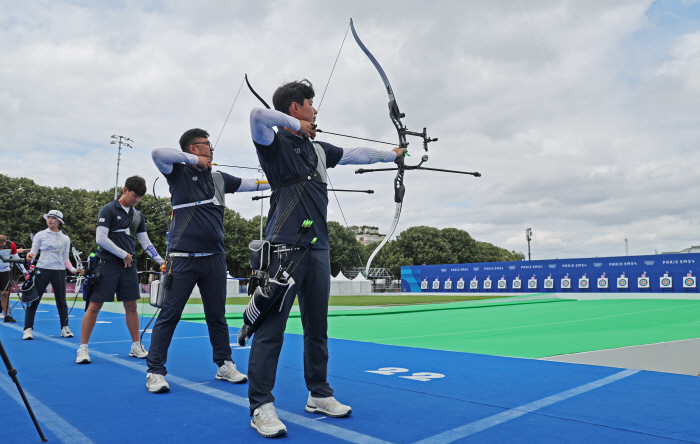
[111,135,133,200]
[525,227,533,261]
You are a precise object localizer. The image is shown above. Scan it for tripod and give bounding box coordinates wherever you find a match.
[0,338,47,441]
[0,255,47,441]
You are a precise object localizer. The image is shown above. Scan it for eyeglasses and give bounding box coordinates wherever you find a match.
[192,142,213,148]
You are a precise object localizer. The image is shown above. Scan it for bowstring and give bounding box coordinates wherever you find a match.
[213,77,246,149]
[317,21,351,113]
[314,20,366,269]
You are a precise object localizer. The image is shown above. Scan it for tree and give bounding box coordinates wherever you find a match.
[393,226,453,266]
[328,221,363,276]
[223,208,260,278]
[439,227,478,263]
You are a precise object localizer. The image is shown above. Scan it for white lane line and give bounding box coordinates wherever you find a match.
[90,335,210,344]
[383,302,700,341]
[413,369,640,444]
[0,324,392,444]
[0,376,95,444]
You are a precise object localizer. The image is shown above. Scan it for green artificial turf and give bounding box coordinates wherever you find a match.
[282,299,700,358]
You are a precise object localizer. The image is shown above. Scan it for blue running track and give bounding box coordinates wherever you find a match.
[1,308,698,443]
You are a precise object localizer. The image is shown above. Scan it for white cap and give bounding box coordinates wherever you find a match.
[43,210,65,224]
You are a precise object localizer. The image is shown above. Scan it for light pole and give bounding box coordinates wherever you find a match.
[525,228,533,261]
[111,135,133,200]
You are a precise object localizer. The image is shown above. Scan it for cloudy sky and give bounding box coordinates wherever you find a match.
[2,0,699,260]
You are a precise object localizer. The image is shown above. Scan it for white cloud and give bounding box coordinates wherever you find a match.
[2,0,699,261]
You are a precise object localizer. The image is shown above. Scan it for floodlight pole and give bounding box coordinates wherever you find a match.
[111,135,133,200]
[526,228,533,261]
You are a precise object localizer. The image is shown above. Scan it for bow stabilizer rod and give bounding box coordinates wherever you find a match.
[252,189,374,201]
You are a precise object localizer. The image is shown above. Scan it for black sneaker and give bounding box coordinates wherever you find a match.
[4,315,16,323]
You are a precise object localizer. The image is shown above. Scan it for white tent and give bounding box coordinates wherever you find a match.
[351,273,372,294]
[331,271,353,294]
[334,271,351,281]
[330,274,340,295]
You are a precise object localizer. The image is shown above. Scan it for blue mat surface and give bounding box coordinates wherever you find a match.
[1,307,698,443]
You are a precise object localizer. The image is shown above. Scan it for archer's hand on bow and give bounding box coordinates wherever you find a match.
[392,147,406,158]
[298,120,317,139]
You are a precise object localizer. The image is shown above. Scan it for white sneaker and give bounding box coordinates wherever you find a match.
[76,344,91,364]
[305,394,352,417]
[22,328,33,340]
[61,326,73,337]
[215,360,247,383]
[146,373,170,393]
[129,342,148,358]
[251,403,287,438]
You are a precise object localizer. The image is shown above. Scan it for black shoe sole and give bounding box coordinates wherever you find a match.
[305,406,352,418]
[148,386,170,394]
[250,421,287,438]
[215,375,248,384]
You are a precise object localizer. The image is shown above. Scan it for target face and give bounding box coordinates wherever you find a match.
[513,281,521,288]
[619,279,627,286]
[499,281,506,288]
[445,282,452,289]
[580,280,588,288]
[457,281,465,289]
[470,282,477,288]
[484,281,492,289]
[685,278,695,286]
[545,280,553,288]
[662,278,671,286]
[639,279,648,286]
[421,281,428,289]
[562,280,570,287]
[529,280,536,288]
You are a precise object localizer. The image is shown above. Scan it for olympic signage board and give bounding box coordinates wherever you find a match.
[401,252,700,293]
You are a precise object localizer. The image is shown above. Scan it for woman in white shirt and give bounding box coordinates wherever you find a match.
[23,210,81,340]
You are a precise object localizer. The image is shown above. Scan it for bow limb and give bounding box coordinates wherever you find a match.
[245,74,271,109]
[364,202,402,276]
[350,19,408,149]
[349,18,409,277]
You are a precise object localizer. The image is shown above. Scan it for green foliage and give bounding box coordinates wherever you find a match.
[223,209,264,277]
[328,221,363,276]
[355,225,523,277]
[0,174,523,281]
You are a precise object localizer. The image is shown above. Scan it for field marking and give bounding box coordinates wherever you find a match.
[325,299,644,330]
[326,300,676,328]
[90,335,210,345]
[0,324,392,444]
[381,302,700,341]
[413,369,639,444]
[0,376,95,444]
